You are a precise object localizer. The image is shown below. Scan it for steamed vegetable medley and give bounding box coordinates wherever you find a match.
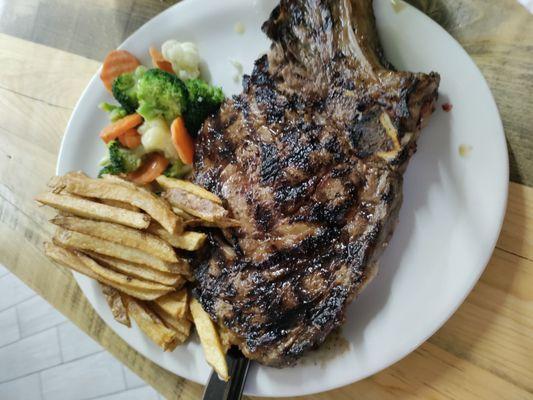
[97,41,224,183]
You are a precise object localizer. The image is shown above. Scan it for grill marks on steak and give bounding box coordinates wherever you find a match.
[192,0,440,366]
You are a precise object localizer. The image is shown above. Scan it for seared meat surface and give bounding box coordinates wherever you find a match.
[192,0,440,366]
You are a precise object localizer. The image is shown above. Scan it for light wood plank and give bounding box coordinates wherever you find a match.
[497,183,533,260]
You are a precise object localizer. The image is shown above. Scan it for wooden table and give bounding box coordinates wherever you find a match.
[0,0,532,399]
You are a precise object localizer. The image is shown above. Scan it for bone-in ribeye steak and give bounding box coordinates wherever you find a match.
[192,0,440,366]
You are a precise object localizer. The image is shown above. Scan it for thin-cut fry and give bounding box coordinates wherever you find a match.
[88,252,185,288]
[163,187,228,223]
[79,252,173,298]
[100,283,130,327]
[55,172,181,234]
[54,227,187,274]
[47,242,167,299]
[157,176,222,205]
[101,174,143,189]
[36,192,150,229]
[171,207,196,221]
[146,223,206,251]
[218,325,233,353]
[51,215,178,263]
[125,295,179,351]
[100,199,140,212]
[44,242,98,279]
[185,218,240,229]
[190,298,229,381]
[153,290,188,319]
[150,304,191,342]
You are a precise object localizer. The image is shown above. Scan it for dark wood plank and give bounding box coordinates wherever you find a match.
[406,0,533,186]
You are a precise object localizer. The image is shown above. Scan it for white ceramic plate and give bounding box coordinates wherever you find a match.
[56,0,508,397]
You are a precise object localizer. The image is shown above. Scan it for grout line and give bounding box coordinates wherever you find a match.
[37,371,45,400]
[120,364,128,389]
[0,361,63,386]
[84,385,150,400]
[0,348,106,385]
[55,326,63,364]
[14,303,22,338]
[57,321,68,362]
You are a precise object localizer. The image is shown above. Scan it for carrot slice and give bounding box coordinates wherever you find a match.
[100,114,143,144]
[170,117,194,164]
[118,128,142,149]
[149,47,174,74]
[100,50,140,92]
[127,153,169,184]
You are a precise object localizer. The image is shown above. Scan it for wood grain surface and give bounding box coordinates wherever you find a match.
[0,0,532,398]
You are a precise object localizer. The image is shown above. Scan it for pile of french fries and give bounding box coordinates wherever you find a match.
[36,171,234,380]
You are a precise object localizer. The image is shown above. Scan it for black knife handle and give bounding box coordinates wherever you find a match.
[202,349,250,400]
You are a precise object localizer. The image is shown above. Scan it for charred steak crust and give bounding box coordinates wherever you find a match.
[192,0,440,367]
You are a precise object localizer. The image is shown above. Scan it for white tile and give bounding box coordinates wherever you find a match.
[58,322,102,362]
[0,373,42,400]
[0,307,20,347]
[0,328,61,382]
[41,352,126,400]
[95,386,159,400]
[0,264,9,277]
[122,366,146,389]
[0,275,35,311]
[17,296,66,337]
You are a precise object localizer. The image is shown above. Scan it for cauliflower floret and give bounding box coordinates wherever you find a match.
[161,40,200,81]
[138,117,179,161]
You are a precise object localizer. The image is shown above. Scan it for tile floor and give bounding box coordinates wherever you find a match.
[0,264,163,400]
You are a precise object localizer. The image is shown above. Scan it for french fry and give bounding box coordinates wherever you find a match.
[163,188,227,223]
[153,289,189,319]
[125,295,180,351]
[46,242,168,299]
[54,172,182,234]
[100,283,130,327]
[156,176,222,205]
[171,207,196,221]
[150,305,191,343]
[100,199,140,212]
[88,252,185,288]
[36,192,150,229]
[101,174,144,189]
[79,253,174,299]
[218,325,233,353]
[44,242,98,279]
[51,215,178,263]
[146,223,207,251]
[190,298,229,381]
[54,228,187,274]
[185,218,240,229]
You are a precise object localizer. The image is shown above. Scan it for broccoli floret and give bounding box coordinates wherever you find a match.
[136,69,188,123]
[184,78,224,136]
[111,66,146,114]
[164,159,192,179]
[99,102,128,122]
[112,74,137,113]
[98,140,142,177]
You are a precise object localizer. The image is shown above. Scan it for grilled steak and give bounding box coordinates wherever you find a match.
[192,0,440,366]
